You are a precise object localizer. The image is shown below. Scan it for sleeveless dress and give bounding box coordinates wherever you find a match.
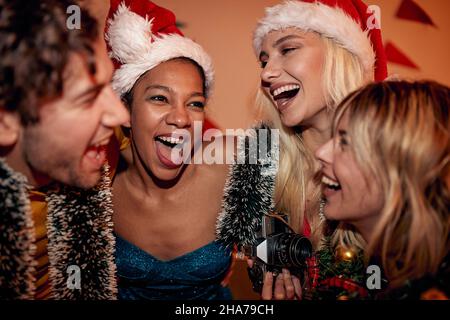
[115,234,233,300]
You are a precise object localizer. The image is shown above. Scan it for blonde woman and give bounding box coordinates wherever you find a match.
[249,0,387,299]
[316,80,449,299]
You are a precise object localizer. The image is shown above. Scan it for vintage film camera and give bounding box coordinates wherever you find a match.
[244,213,313,293]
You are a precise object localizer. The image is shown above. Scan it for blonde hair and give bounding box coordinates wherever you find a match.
[255,35,369,249]
[333,80,450,288]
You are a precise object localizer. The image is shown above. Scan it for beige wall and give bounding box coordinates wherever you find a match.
[84,0,450,299]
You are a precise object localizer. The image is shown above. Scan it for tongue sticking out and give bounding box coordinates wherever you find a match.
[156,140,184,168]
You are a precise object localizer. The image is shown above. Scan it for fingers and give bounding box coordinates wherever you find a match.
[282,269,295,300]
[273,273,286,300]
[292,275,302,300]
[261,272,274,300]
[260,269,301,300]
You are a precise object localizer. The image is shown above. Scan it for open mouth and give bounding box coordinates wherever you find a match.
[86,144,107,159]
[322,175,341,191]
[83,136,111,170]
[154,134,186,169]
[272,84,300,111]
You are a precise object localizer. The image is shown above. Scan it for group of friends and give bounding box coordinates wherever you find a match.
[0,0,448,300]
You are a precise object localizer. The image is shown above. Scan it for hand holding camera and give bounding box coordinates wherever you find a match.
[244,213,312,299]
[247,259,303,300]
[215,124,312,299]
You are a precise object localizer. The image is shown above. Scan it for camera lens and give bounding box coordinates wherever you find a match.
[289,235,313,267]
[272,234,312,268]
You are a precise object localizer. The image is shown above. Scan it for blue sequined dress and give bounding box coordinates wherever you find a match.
[115,234,233,300]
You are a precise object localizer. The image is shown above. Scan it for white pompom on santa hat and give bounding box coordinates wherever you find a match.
[253,0,388,81]
[105,0,214,98]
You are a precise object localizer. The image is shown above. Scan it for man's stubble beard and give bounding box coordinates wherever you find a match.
[22,130,99,189]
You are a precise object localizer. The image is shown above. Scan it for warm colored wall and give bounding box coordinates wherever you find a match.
[160,0,280,130]
[372,0,450,84]
[160,0,450,130]
[85,0,450,130]
[83,0,450,299]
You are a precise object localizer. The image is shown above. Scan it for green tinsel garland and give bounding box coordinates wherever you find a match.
[304,237,368,300]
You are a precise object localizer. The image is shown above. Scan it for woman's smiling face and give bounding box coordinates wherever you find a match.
[128,58,206,182]
[315,111,384,238]
[259,28,328,128]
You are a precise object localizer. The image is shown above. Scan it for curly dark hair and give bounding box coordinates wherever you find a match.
[0,0,98,124]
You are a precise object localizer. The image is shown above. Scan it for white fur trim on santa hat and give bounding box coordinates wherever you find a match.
[112,34,214,97]
[253,1,375,75]
[105,2,214,97]
[105,2,154,64]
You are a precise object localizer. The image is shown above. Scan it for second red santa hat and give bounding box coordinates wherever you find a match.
[253,0,388,81]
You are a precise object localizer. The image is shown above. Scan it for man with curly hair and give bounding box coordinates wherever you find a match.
[0,0,129,299]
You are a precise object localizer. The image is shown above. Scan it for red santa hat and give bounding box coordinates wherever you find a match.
[105,0,214,98]
[253,0,388,81]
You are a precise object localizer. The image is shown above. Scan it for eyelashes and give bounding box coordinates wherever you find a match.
[281,47,297,55]
[188,101,205,109]
[338,136,349,150]
[147,95,205,110]
[147,95,168,103]
[259,46,300,68]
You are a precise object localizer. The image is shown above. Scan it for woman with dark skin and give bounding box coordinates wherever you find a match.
[105,0,233,299]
